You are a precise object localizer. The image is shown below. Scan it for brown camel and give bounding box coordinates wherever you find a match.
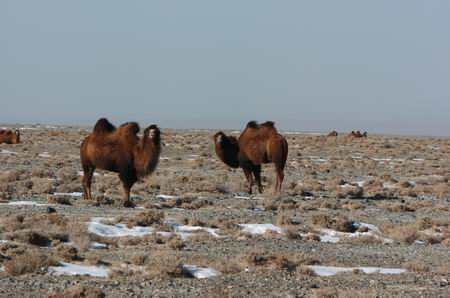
[214,121,288,194]
[80,118,161,207]
[328,130,338,137]
[0,130,20,144]
[349,130,361,138]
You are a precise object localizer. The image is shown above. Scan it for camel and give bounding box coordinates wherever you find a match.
[328,131,338,137]
[350,130,367,138]
[80,118,161,207]
[0,130,20,144]
[214,121,288,194]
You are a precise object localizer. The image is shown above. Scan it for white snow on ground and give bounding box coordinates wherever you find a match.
[87,218,221,240]
[160,157,171,160]
[308,156,327,162]
[0,150,19,155]
[351,155,363,159]
[234,195,251,199]
[382,182,397,189]
[319,222,393,244]
[408,180,417,187]
[412,158,424,162]
[157,194,177,200]
[167,222,221,240]
[182,265,220,278]
[48,262,109,277]
[90,242,107,249]
[38,152,51,157]
[3,201,50,206]
[239,224,284,235]
[309,265,406,276]
[354,181,365,187]
[77,171,100,177]
[371,157,392,162]
[427,145,439,150]
[88,218,153,237]
[0,266,4,272]
[53,192,83,197]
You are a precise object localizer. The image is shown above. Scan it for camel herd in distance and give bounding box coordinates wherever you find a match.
[1,118,370,207]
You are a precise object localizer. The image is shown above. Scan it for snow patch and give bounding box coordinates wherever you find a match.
[309,265,406,276]
[90,242,107,249]
[3,201,50,206]
[88,220,153,237]
[319,222,393,244]
[239,223,284,235]
[157,194,177,200]
[48,262,109,277]
[0,150,19,155]
[39,152,51,157]
[77,171,100,177]
[53,192,83,197]
[182,265,220,278]
[167,221,222,240]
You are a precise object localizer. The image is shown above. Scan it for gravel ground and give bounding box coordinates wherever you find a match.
[0,124,449,297]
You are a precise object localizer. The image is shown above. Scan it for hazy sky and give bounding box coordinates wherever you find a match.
[1,1,449,135]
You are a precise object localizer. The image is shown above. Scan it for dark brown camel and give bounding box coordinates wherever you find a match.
[80,118,161,207]
[349,131,360,138]
[214,121,288,194]
[0,130,20,144]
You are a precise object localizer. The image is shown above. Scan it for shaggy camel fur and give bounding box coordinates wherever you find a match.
[214,121,288,194]
[0,130,20,144]
[80,118,161,207]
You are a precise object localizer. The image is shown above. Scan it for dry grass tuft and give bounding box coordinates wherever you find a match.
[48,284,105,298]
[406,261,430,272]
[125,210,164,227]
[144,251,191,279]
[4,251,57,276]
[312,213,356,232]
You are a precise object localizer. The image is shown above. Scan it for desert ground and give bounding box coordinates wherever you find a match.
[0,124,449,298]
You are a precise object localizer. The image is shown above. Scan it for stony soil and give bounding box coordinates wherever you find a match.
[0,124,449,297]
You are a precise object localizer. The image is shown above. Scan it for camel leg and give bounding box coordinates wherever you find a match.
[242,167,253,194]
[119,173,136,207]
[274,165,285,194]
[252,164,263,194]
[82,165,95,201]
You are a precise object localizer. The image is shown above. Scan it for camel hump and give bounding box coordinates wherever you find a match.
[93,118,116,133]
[261,121,275,128]
[119,122,140,136]
[246,121,259,128]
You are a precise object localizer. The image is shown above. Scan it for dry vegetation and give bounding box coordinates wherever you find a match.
[0,125,449,297]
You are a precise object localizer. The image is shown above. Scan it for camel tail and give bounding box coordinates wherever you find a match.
[93,118,116,133]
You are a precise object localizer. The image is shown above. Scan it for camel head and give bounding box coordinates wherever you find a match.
[134,125,162,179]
[214,131,239,168]
[144,125,161,145]
[13,130,20,144]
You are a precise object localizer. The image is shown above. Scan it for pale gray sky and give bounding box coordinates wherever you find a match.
[1,1,449,135]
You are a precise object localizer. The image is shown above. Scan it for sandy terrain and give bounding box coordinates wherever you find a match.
[0,124,449,297]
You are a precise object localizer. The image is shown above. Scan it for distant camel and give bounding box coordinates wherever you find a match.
[0,130,20,144]
[214,121,288,194]
[350,130,367,138]
[328,131,338,137]
[80,118,161,207]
